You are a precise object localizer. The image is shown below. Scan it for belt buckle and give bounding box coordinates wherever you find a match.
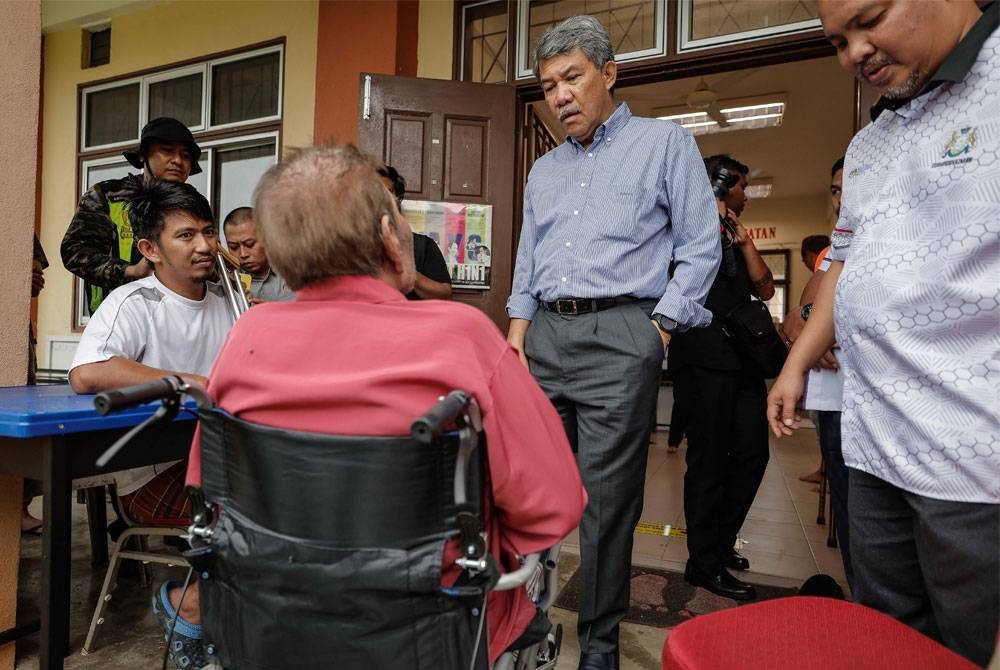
[557,299,580,315]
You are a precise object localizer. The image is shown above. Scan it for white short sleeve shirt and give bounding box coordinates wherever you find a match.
[830,30,1000,504]
[71,274,232,494]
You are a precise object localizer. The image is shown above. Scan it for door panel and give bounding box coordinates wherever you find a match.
[358,74,516,329]
[386,113,431,196]
[445,119,487,200]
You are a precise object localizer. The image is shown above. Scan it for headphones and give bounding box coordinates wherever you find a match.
[709,165,740,199]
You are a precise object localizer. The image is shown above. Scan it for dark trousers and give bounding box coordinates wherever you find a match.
[816,410,853,590]
[525,302,662,653]
[849,468,999,667]
[674,367,768,574]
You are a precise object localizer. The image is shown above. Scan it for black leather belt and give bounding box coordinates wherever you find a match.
[542,297,637,315]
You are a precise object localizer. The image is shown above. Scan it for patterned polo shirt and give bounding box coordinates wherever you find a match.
[830,8,1000,503]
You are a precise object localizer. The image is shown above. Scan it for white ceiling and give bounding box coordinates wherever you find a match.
[534,56,857,201]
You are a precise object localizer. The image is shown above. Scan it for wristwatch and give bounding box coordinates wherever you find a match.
[653,314,679,334]
[801,303,813,321]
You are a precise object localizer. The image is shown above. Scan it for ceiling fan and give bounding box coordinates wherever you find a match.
[684,78,729,127]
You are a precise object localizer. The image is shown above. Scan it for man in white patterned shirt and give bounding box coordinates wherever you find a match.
[768,1,999,665]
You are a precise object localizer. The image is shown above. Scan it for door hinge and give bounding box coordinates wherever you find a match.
[362,75,372,121]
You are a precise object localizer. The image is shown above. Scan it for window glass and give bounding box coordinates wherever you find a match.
[681,0,819,51]
[463,1,508,83]
[521,0,661,77]
[211,52,280,126]
[88,28,111,68]
[149,73,204,128]
[213,141,278,239]
[85,83,140,147]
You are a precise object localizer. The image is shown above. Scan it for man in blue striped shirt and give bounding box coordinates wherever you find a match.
[505,15,720,670]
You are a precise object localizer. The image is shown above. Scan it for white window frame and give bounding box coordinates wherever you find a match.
[79,76,144,153]
[677,1,821,53]
[80,44,284,152]
[206,45,285,132]
[515,0,666,80]
[144,63,209,132]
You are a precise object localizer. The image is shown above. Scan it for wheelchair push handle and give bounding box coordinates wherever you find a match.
[94,375,185,415]
[411,390,472,444]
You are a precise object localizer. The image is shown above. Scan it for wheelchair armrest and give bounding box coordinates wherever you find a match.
[494,552,541,591]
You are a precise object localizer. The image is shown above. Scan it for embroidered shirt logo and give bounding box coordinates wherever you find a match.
[933,127,977,168]
[943,127,977,158]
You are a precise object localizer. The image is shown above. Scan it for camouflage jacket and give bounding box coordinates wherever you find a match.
[61,174,144,313]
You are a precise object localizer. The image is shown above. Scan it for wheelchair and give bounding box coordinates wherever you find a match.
[94,376,563,670]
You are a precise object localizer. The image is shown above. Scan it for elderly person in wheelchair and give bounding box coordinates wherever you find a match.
[145,144,587,669]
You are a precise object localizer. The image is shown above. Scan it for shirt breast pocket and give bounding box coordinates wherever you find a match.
[595,187,646,242]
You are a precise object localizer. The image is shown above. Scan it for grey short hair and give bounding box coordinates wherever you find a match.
[534,15,614,79]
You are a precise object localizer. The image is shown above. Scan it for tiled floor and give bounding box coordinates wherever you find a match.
[551,384,848,668]
[15,385,846,669]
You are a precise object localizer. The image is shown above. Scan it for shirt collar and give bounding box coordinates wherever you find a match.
[295,274,407,304]
[872,2,998,120]
[566,102,632,151]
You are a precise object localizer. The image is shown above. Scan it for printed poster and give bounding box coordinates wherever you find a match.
[401,200,493,289]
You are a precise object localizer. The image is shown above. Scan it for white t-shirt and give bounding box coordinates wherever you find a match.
[71,274,232,495]
[829,30,1000,503]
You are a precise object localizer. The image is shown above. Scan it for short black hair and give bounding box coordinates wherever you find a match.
[223,206,253,229]
[128,179,214,242]
[801,235,830,257]
[704,154,750,181]
[831,156,845,177]
[376,164,406,201]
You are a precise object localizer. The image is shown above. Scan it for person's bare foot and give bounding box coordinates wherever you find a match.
[798,470,822,483]
[21,511,43,535]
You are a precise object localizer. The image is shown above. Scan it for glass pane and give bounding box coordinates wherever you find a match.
[85,160,133,188]
[89,28,111,67]
[688,0,818,42]
[767,285,787,322]
[148,73,203,128]
[761,250,788,281]
[214,141,277,232]
[211,52,280,126]
[463,1,507,83]
[85,83,140,147]
[526,0,659,71]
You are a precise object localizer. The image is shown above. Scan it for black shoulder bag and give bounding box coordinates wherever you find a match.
[722,300,788,378]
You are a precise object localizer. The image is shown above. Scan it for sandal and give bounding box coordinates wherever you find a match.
[152,581,208,670]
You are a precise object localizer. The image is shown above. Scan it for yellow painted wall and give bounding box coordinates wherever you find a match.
[417,0,453,79]
[742,194,837,312]
[36,0,319,363]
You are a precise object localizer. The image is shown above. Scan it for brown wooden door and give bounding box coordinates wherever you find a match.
[357,74,516,329]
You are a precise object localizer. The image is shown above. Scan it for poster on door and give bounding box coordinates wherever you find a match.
[402,200,493,289]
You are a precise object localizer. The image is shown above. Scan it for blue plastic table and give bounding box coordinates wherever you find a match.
[0,384,195,669]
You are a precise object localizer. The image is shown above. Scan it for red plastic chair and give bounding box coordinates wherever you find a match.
[663,596,979,670]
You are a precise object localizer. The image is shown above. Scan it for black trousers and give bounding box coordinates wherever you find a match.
[525,302,663,653]
[674,366,768,574]
[849,468,999,667]
[816,410,853,590]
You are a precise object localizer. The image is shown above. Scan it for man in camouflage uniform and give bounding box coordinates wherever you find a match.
[61,117,202,314]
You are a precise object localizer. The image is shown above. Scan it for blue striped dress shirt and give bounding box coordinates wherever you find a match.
[507,103,721,327]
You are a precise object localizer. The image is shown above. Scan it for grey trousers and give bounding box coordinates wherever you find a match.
[849,468,999,667]
[525,302,663,653]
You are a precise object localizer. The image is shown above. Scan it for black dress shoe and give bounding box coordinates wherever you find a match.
[685,566,757,601]
[578,651,619,670]
[724,550,750,571]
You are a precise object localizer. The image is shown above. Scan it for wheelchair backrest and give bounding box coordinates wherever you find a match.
[197,408,479,548]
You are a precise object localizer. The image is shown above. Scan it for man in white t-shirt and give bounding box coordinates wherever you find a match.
[70,179,232,525]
